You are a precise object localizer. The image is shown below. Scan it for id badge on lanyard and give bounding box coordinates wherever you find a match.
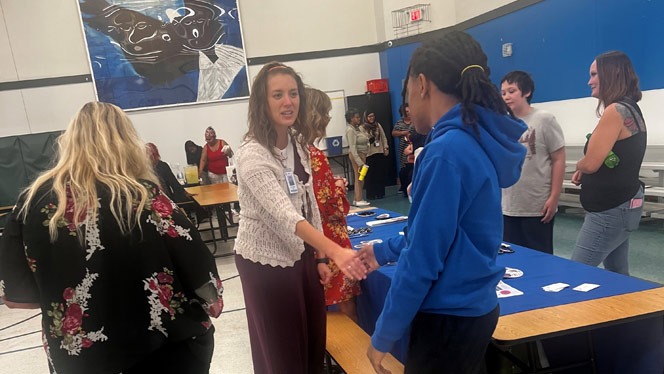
[285,171,298,194]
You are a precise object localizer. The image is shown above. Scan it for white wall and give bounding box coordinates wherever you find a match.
[0,0,90,81]
[454,0,517,24]
[534,88,664,149]
[238,0,378,57]
[379,0,456,41]
[376,0,521,42]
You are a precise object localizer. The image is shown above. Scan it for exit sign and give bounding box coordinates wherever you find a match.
[410,8,422,22]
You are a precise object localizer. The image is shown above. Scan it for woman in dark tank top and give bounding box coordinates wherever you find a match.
[570,51,646,276]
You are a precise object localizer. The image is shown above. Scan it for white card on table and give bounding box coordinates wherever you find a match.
[542,282,569,292]
[573,283,600,292]
[496,280,524,298]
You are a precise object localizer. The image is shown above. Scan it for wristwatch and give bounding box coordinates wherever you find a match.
[316,258,330,264]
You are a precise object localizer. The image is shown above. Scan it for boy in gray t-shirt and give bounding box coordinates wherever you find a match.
[501,71,566,254]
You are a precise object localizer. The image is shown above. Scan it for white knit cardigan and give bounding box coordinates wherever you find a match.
[234,138,323,267]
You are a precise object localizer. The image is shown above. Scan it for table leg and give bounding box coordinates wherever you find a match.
[214,205,230,241]
[207,207,218,255]
[586,331,597,374]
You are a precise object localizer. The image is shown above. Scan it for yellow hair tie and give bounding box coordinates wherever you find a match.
[461,64,485,76]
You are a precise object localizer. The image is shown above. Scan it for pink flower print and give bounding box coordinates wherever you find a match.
[149,280,158,291]
[152,194,174,218]
[62,288,75,301]
[81,338,93,348]
[158,285,174,311]
[62,304,83,335]
[207,298,224,318]
[166,226,178,238]
[64,188,87,223]
[201,321,212,330]
[157,272,174,284]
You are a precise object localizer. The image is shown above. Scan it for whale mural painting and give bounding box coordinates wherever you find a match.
[78,0,249,110]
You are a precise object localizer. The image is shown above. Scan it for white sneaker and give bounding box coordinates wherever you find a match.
[354,200,370,207]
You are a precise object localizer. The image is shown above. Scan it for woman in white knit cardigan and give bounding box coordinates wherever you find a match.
[234,62,368,374]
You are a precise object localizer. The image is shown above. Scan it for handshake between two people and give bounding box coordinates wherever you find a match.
[321,244,382,284]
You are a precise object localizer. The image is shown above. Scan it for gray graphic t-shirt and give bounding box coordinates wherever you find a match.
[502,107,565,216]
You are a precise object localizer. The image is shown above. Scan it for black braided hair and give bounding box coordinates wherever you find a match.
[403,31,514,135]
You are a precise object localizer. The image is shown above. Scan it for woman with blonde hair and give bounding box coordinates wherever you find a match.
[234,63,368,373]
[0,102,224,374]
[305,88,362,322]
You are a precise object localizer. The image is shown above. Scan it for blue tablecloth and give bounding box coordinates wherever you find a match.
[347,208,663,368]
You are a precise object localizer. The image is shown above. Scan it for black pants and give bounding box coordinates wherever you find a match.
[124,327,214,374]
[398,163,413,196]
[405,305,500,374]
[503,215,555,254]
[365,153,387,199]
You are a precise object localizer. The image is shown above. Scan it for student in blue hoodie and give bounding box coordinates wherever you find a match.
[361,31,527,374]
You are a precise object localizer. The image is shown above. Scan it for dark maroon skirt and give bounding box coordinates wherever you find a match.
[235,245,326,374]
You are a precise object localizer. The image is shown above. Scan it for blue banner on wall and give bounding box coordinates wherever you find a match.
[78,0,249,110]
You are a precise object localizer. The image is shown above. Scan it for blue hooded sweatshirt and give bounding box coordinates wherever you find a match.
[371,104,527,353]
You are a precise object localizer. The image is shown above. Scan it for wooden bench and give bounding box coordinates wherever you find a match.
[326,311,404,374]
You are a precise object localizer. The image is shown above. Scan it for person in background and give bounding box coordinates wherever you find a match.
[0,102,224,374]
[393,104,413,198]
[147,142,194,203]
[147,142,207,223]
[359,31,527,374]
[571,51,646,275]
[185,140,209,184]
[234,62,368,374]
[363,110,390,200]
[305,87,361,323]
[500,71,566,254]
[345,107,371,207]
[199,126,233,184]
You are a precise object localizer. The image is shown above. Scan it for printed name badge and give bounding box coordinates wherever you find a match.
[285,171,298,194]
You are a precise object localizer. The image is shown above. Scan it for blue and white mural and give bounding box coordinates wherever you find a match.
[78,0,249,110]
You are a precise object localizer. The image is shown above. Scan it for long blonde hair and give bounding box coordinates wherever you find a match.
[19,102,158,242]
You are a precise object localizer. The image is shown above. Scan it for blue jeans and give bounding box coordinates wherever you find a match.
[571,186,643,275]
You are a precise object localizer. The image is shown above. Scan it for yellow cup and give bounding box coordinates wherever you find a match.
[184,165,199,185]
[358,164,369,181]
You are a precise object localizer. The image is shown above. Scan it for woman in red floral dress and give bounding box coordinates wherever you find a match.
[306,88,361,322]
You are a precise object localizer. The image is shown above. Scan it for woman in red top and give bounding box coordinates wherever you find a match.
[306,88,361,322]
[199,126,233,184]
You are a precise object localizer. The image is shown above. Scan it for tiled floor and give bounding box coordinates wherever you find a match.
[2,185,662,373]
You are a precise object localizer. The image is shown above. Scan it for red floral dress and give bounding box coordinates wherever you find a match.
[0,180,223,373]
[309,146,361,305]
